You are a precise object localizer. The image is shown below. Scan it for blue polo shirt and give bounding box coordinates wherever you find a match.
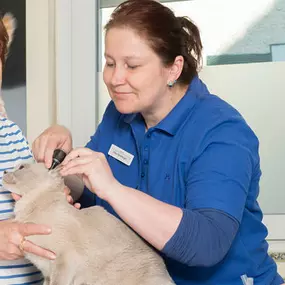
[80,77,283,284]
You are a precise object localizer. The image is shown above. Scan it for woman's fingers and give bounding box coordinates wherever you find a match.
[61,148,93,165]
[18,223,52,237]
[44,141,61,169]
[11,193,21,201]
[74,203,81,209]
[63,186,71,196]
[18,223,55,259]
[61,164,88,177]
[32,125,73,168]
[32,137,46,163]
[61,157,94,173]
[22,239,56,260]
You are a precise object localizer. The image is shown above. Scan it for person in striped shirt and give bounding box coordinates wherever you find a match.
[0,13,54,284]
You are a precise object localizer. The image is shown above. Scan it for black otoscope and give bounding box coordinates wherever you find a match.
[49,149,67,170]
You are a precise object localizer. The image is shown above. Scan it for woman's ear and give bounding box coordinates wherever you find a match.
[167,55,184,86]
[2,13,17,49]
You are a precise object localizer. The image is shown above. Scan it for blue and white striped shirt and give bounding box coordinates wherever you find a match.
[0,116,43,284]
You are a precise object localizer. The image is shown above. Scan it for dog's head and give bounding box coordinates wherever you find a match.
[2,162,63,196]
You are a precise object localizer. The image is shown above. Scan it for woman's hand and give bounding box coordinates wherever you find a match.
[32,125,72,168]
[63,186,81,209]
[60,148,120,201]
[0,220,55,260]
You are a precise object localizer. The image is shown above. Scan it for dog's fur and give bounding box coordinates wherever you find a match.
[3,163,174,285]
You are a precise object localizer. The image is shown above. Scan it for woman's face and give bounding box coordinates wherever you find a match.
[103,27,171,115]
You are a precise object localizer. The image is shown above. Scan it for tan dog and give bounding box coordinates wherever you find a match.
[3,163,174,285]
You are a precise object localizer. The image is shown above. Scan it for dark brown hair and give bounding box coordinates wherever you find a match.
[0,16,8,71]
[105,0,203,85]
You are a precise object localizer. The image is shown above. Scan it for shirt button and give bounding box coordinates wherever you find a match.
[144,146,148,151]
[147,133,151,138]
[141,172,145,178]
[143,159,148,164]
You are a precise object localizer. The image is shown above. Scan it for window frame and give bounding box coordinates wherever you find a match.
[54,0,99,147]
[100,0,191,9]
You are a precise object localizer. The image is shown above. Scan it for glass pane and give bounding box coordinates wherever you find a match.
[271,44,285,61]
[100,0,285,68]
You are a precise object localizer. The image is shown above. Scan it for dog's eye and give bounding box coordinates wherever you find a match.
[19,165,25,170]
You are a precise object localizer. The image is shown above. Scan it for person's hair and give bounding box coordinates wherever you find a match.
[105,0,203,85]
[0,16,8,71]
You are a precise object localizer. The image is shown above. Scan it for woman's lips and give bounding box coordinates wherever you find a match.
[113,91,132,99]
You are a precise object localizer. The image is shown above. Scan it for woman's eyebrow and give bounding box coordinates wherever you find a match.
[104,53,142,60]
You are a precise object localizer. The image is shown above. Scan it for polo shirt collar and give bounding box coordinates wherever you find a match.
[123,76,210,136]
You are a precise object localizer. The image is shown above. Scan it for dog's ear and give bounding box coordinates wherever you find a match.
[2,13,17,49]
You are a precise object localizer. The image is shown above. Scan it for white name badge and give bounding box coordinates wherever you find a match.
[108,144,134,166]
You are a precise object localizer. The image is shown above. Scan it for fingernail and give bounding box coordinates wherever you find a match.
[46,228,52,234]
[49,253,56,260]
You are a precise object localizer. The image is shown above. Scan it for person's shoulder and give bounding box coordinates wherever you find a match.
[190,92,259,153]
[0,115,27,142]
[0,116,33,166]
[196,92,245,125]
[192,91,257,139]
[0,115,21,130]
[0,116,18,133]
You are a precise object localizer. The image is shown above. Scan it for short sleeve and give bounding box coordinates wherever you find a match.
[185,119,260,222]
[85,123,101,151]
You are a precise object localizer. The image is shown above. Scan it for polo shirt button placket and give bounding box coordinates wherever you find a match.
[141,135,150,181]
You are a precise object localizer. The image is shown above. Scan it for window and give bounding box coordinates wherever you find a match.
[100,0,285,68]
[271,44,285,62]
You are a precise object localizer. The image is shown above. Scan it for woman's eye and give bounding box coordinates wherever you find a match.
[106,62,114,67]
[19,165,25,170]
[128,65,139,70]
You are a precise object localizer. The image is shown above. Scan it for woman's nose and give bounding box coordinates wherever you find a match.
[111,67,126,85]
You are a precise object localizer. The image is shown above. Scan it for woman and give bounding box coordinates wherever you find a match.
[0,13,55,284]
[33,1,284,284]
